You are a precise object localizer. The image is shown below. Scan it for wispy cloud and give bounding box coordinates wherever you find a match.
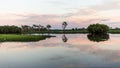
[0,0,119,28]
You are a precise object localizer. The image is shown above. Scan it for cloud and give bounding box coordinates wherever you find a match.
[91,0,120,11]
[46,0,65,6]
[18,13,61,24]
[14,7,101,28]
[0,0,120,28]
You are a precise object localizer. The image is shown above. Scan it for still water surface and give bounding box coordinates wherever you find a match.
[0,34,120,68]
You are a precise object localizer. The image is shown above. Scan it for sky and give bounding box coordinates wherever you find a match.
[0,0,120,29]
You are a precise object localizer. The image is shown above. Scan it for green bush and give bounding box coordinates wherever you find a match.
[87,23,109,34]
[0,26,22,34]
[87,34,109,42]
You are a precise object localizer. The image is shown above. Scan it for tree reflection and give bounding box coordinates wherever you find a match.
[87,34,110,42]
[62,34,68,42]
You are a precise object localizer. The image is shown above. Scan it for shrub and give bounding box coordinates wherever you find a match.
[87,23,109,34]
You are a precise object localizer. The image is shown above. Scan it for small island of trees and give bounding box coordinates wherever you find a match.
[87,23,110,42]
[87,23,109,34]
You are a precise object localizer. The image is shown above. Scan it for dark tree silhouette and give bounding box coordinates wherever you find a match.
[62,34,68,42]
[62,21,68,31]
[46,25,51,31]
[21,25,30,32]
[87,34,110,42]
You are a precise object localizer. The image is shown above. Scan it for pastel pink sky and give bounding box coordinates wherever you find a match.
[0,0,120,28]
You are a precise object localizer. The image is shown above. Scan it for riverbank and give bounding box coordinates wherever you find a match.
[0,34,54,42]
[24,29,120,34]
[24,29,87,34]
[108,29,120,34]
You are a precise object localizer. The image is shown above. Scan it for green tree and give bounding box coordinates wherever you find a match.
[87,23,109,34]
[0,25,21,34]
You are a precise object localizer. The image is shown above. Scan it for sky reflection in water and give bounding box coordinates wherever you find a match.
[0,34,120,68]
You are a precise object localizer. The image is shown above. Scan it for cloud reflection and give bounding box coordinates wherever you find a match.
[0,34,120,66]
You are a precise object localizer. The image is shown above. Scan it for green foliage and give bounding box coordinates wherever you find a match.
[87,34,109,42]
[108,29,120,34]
[0,26,21,34]
[26,29,88,34]
[0,34,54,42]
[87,23,109,34]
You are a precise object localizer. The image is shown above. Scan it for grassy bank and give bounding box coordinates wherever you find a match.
[25,29,88,34]
[108,29,120,34]
[0,34,54,42]
[24,29,120,34]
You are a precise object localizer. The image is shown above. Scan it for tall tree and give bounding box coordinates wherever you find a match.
[46,25,51,31]
[38,25,42,31]
[21,25,30,32]
[62,21,68,30]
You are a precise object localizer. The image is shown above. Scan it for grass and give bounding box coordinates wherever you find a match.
[108,29,120,34]
[25,29,88,34]
[25,29,120,34]
[0,34,54,42]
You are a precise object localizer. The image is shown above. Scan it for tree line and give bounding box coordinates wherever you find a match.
[0,22,68,34]
[21,24,52,32]
[0,24,52,34]
[0,25,21,34]
[0,22,116,34]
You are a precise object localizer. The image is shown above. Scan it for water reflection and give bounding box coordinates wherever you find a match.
[0,34,119,68]
[62,34,68,42]
[62,34,110,43]
[87,34,110,42]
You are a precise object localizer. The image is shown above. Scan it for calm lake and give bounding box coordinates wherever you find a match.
[0,34,120,68]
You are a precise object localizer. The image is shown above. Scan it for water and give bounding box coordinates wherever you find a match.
[0,34,120,68]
